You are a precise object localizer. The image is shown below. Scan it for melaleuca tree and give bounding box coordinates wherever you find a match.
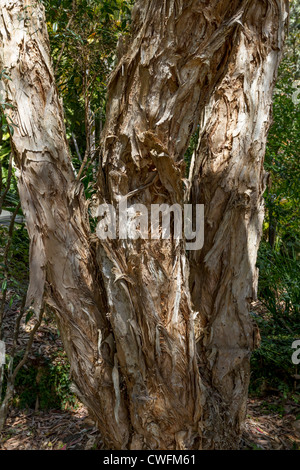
[0,0,289,449]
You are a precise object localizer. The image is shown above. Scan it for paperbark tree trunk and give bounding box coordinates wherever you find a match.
[0,0,129,448]
[0,0,288,450]
[188,0,288,448]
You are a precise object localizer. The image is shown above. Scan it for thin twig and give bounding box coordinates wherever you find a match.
[71,133,83,162]
[0,153,13,215]
[54,2,76,75]
[76,144,101,181]
[0,202,21,339]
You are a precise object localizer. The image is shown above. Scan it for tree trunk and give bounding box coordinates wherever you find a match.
[0,0,288,450]
[0,0,129,448]
[188,0,288,448]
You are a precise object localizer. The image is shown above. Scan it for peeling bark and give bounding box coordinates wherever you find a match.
[0,0,289,450]
[189,0,289,448]
[98,0,261,449]
[0,0,129,448]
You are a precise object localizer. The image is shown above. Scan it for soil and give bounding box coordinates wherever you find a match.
[1,393,299,450]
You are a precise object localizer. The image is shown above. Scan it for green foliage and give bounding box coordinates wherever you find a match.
[257,242,300,321]
[44,0,133,184]
[184,127,199,177]
[0,131,20,216]
[250,330,299,396]
[263,0,300,251]
[251,243,300,396]
[2,350,77,410]
[264,64,300,250]
[250,0,300,398]
[0,224,29,298]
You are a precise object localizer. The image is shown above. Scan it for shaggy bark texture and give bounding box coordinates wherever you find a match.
[188,1,289,447]
[0,0,288,449]
[0,0,128,448]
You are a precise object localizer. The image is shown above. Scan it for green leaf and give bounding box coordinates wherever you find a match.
[25,310,34,324]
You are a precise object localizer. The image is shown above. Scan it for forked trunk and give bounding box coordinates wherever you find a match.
[0,0,288,449]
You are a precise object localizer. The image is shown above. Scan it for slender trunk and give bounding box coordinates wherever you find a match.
[269,204,277,248]
[0,301,42,433]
